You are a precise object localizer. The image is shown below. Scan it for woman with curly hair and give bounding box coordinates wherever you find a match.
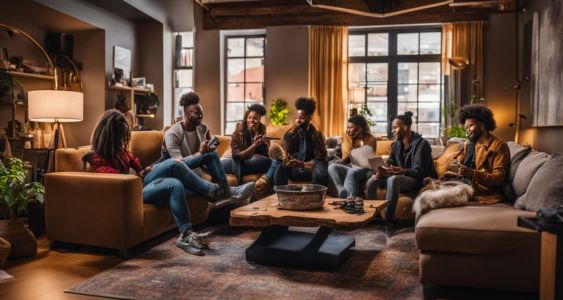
[221,104,282,189]
[443,104,510,204]
[275,97,329,186]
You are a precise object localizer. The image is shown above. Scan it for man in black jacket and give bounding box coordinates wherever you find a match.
[365,111,437,221]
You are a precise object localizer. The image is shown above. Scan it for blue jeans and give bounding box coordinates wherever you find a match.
[365,175,420,221]
[143,158,218,197]
[328,164,372,198]
[183,152,228,185]
[274,160,329,187]
[142,177,190,233]
[221,155,281,183]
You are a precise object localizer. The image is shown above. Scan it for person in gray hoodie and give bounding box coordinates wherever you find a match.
[161,91,254,203]
[365,111,437,221]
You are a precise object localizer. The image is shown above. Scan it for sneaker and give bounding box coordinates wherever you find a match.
[176,232,206,255]
[230,182,255,203]
[209,183,232,201]
[255,175,270,195]
[269,143,285,161]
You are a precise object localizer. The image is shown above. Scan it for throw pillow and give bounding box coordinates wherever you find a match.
[514,153,563,211]
[511,150,549,198]
[434,141,463,176]
[503,142,532,202]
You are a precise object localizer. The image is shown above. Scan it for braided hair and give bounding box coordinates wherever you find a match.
[91,109,131,163]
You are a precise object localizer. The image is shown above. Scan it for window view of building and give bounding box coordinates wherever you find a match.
[224,35,265,134]
[173,31,194,122]
[348,29,442,138]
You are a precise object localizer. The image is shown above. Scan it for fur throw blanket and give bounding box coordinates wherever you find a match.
[413,180,474,221]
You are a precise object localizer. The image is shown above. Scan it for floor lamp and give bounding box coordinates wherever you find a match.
[27,90,83,171]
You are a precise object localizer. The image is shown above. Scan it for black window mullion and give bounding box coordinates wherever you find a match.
[388,32,398,138]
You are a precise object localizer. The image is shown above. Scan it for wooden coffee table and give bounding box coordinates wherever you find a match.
[230,194,387,269]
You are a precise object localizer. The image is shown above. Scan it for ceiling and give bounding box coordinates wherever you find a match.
[196,0,518,29]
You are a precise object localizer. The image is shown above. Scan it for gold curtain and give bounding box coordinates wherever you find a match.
[442,21,484,131]
[308,25,348,137]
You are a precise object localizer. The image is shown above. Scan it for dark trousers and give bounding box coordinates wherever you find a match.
[274,160,329,187]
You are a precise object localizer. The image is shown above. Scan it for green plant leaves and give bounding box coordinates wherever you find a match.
[0,157,45,220]
[268,98,290,126]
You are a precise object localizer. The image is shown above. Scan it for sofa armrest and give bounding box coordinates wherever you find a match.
[44,172,144,252]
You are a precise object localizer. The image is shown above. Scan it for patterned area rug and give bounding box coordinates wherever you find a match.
[66,226,421,299]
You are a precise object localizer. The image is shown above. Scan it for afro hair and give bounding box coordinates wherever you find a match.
[247,104,267,116]
[180,92,200,107]
[295,97,316,115]
[458,104,496,131]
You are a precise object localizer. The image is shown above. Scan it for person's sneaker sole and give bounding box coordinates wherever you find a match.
[176,241,205,256]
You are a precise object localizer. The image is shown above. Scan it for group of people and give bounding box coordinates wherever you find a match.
[89,91,509,256]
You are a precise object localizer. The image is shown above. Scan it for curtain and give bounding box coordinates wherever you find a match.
[442,21,485,128]
[308,25,348,137]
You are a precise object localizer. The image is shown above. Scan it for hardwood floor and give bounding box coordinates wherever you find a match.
[0,235,121,300]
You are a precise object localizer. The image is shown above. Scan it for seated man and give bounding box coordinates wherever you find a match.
[365,111,437,221]
[444,104,510,204]
[161,91,254,201]
[328,115,377,198]
[274,97,329,186]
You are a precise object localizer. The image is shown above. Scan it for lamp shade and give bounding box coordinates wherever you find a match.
[28,90,83,122]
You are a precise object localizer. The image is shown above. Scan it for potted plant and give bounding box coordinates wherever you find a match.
[268,98,290,126]
[0,157,44,258]
[134,92,159,115]
[357,104,376,128]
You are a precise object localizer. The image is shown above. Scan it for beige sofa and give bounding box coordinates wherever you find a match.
[414,142,558,294]
[44,131,271,257]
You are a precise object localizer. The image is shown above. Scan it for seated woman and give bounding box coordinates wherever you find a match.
[87,110,236,256]
[365,111,437,221]
[274,97,329,186]
[115,94,136,130]
[328,115,377,198]
[221,104,281,190]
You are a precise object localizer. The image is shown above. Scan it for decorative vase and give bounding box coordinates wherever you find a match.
[0,237,10,268]
[0,219,37,258]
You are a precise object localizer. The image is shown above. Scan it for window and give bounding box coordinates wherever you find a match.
[224,35,265,134]
[173,32,194,123]
[348,29,443,139]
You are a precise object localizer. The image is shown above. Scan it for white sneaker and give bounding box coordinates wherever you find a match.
[230,182,255,203]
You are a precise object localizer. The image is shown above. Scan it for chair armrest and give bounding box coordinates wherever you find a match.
[44,172,144,251]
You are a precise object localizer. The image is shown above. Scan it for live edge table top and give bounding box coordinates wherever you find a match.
[230,194,388,231]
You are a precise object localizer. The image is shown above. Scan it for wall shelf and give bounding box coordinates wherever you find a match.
[107,85,151,94]
[136,114,155,118]
[6,71,55,81]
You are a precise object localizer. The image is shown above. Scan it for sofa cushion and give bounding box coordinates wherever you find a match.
[416,203,537,254]
[514,153,563,211]
[55,146,91,172]
[375,140,393,157]
[434,141,463,176]
[130,131,163,167]
[511,150,548,199]
[503,142,533,202]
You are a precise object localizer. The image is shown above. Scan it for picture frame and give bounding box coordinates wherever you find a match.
[132,77,146,88]
[113,46,131,82]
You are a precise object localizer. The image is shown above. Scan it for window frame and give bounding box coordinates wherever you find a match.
[348,26,443,138]
[223,34,266,135]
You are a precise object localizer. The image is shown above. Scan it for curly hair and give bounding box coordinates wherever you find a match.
[180,91,200,107]
[394,111,414,127]
[458,104,496,131]
[295,97,316,115]
[240,104,267,133]
[90,109,130,163]
[348,115,370,134]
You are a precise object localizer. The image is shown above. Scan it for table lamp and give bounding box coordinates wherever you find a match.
[28,90,83,150]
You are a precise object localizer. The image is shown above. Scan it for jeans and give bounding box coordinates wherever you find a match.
[274,160,329,187]
[328,164,372,198]
[221,155,281,184]
[365,175,420,220]
[143,158,218,197]
[183,152,228,185]
[142,177,190,233]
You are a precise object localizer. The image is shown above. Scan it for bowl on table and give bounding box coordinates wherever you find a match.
[273,184,327,210]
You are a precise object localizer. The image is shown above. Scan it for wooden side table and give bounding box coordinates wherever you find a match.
[518,216,563,300]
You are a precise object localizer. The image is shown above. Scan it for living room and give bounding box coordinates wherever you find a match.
[1,0,562,299]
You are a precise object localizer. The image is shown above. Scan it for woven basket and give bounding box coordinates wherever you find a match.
[274,184,327,210]
[0,219,37,258]
[0,237,10,268]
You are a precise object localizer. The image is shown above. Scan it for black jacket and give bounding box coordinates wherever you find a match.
[387,132,437,181]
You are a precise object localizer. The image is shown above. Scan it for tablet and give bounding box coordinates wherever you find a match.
[368,157,385,172]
